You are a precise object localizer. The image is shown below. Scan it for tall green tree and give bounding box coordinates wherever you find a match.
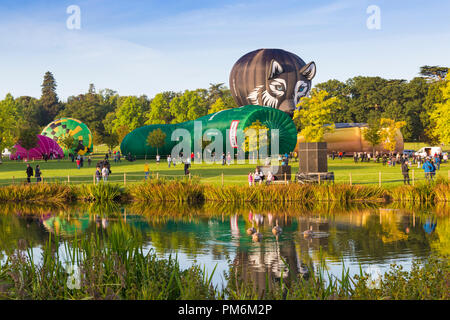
[429,73,450,144]
[146,128,167,156]
[40,71,61,125]
[112,96,146,133]
[145,92,175,124]
[169,90,207,124]
[0,94,18,153]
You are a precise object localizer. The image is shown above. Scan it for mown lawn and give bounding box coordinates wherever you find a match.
[0,151,448,187]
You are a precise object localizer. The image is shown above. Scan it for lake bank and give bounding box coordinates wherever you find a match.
[0,179,449,205]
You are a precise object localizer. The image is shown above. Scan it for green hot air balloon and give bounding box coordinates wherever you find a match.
[120,105,297,159]
[41,118,93,156]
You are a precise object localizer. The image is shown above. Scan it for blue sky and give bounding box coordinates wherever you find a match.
[0,0,449,100]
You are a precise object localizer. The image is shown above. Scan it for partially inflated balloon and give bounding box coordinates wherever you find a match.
[10,135,64,160]
[229,48,316,116]
[121,105,297,159]
[41,118,93,155]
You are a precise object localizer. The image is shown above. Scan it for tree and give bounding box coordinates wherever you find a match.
[362,117,382,155]
[169,90,207,123]
[58,87,116,142]
[17,126,39,160]
[421,79,448,144]
[58,133,78,155]
[40,71,61,125]
[208,97,229,114]
[379,118,406,153]
[103,133,119,151]
[294,89,339,142]
[419,66,449,82]
[88,83,96,94]
[429,73,450,144]
[115,125,130,145]
[0,94,18,153]
[146,128,167,156]
[112,96,146,132]
[145,92,174,124]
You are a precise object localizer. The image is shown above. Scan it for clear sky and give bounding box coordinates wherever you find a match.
[0,0,449,100]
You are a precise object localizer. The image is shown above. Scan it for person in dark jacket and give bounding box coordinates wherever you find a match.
[35,165,42,183]
[26,164,33,183]
[401,160,410,185]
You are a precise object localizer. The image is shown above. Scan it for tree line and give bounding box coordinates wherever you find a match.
[0,65,448,154]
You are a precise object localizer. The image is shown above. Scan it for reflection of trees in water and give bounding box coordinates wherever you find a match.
[0,202,448,287]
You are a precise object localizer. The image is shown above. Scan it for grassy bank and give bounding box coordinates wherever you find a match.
[1,156,449,187]
[0,179,449,204]
[0,233,447,300]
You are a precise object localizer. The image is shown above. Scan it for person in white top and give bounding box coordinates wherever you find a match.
[266,171,273,185]
[101,166,109,182]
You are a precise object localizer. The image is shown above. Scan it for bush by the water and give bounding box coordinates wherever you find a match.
[0,179,449,204]
[0,183,76,203]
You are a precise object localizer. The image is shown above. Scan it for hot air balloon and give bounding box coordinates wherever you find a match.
[41,118,93,155]
[120,105,297,159]
[229,48,316,116]
[10,135,64,160]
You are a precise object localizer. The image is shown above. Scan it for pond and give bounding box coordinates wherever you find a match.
[0,203,448,291]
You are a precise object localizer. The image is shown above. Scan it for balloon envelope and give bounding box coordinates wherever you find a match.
[10,135,64,160]
[41,118,93,155]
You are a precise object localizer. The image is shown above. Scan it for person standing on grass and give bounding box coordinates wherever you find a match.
[422,157,435,182]
[88,156,92,167]
[26,164,33,183]
[248,172,254,186]
[95,167,101,184]
[156,154,160,165]
[184,159,190,175]
[102,165,109,182]
[76,157,81,169]
[434,155,440,170]
[35,165,41,183]
[401,160,410,185]
[144,162,150,180]
[266,171,273,185]
[167,154,172,168]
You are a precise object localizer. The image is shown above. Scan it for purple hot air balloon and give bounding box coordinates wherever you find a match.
[10,135,64,160]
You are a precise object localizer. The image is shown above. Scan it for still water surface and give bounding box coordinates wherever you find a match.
[0,203,447,288]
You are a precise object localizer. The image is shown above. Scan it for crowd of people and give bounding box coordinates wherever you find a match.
[332,150,446,184]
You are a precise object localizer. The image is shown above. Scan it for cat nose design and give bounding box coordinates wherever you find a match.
[279,99,295,116]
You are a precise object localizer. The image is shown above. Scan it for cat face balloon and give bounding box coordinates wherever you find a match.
[229,49,316,116]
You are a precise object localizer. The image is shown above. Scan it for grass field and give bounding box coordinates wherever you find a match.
[1,144,449,187]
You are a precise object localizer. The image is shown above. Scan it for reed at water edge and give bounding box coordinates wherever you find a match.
[0,178,448,204]
[0,232,448,300]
